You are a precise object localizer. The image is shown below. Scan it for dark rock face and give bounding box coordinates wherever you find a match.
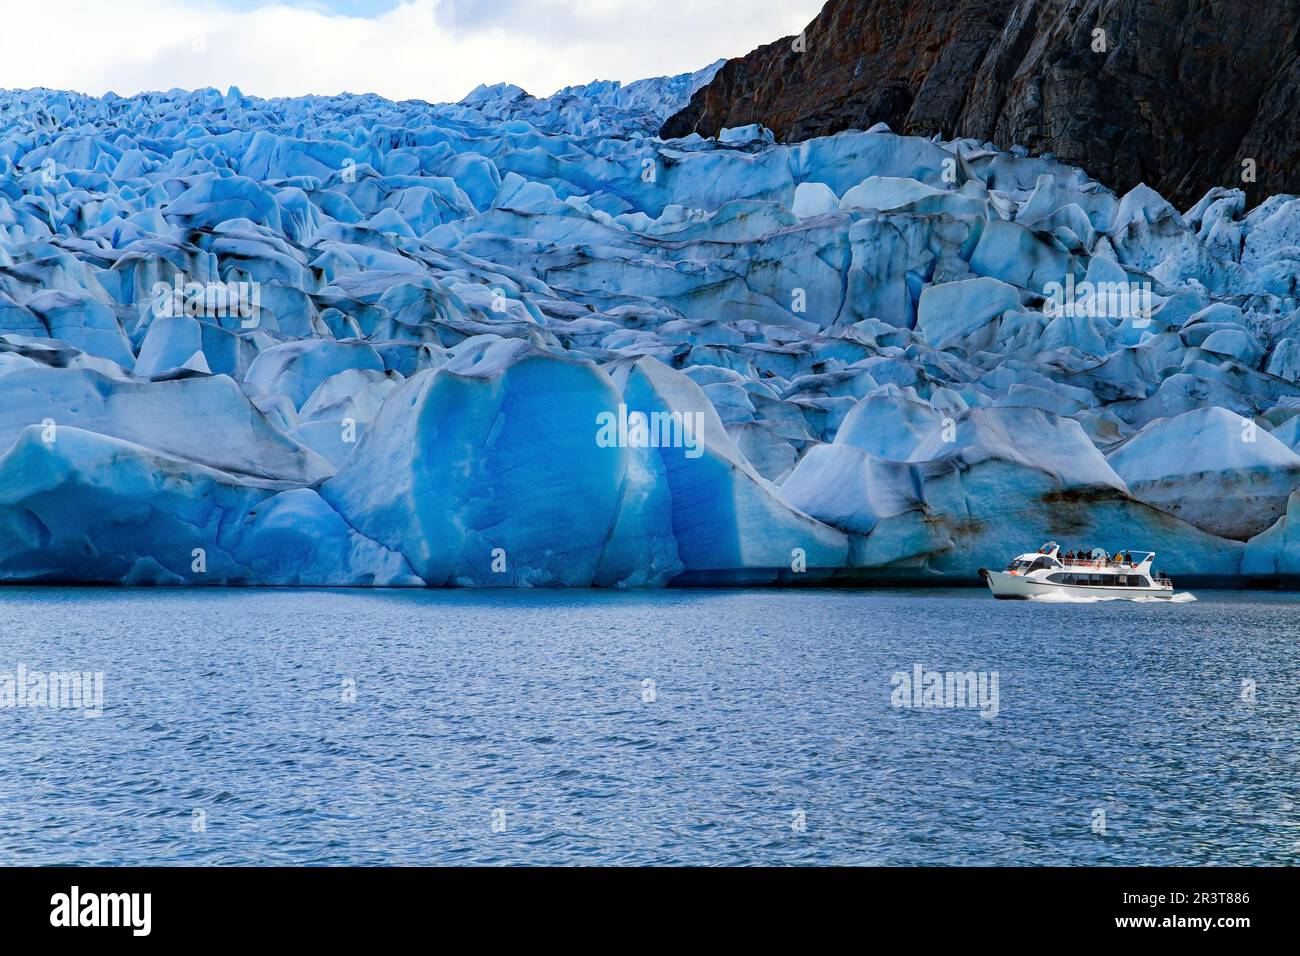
[662,0,1300,209]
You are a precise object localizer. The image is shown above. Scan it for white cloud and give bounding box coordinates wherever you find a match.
[0,0,822,102]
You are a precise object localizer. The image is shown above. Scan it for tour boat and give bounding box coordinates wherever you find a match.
[979,542,1175,600]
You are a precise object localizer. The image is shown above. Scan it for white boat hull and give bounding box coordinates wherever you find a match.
[981,569,1174,600]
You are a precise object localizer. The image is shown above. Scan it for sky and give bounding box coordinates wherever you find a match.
[0,0,825,103]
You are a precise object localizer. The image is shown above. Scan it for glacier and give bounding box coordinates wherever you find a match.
[2,71,1300,586]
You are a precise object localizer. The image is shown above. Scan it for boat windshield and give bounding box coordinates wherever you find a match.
[1005,559,1034,571]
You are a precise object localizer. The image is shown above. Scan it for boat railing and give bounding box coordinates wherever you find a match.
[1063,559,1141,571]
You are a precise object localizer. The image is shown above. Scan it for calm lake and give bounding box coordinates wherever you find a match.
[1,587,1296,865]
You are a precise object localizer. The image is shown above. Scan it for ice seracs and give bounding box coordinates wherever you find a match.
[0,73,1299,585]
[1107,407,1300,539]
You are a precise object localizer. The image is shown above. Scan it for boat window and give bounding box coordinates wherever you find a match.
[1005,559,1033,571]
[1134,576,1150,588]
[1102,574,1116,586]
[1029,558,1050,572]
[1047,573,1067,584]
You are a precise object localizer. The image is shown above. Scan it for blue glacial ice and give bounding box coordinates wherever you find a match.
[2,70,1300,585]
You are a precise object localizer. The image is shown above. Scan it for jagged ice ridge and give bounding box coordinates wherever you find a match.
[3,69,1300,586]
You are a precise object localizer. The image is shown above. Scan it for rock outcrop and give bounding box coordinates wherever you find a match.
[662,0,1300,210]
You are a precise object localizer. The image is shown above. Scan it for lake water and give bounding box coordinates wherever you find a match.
[0,587,1296,865]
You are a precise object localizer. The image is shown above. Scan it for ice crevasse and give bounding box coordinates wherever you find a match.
[0,70,1298,585]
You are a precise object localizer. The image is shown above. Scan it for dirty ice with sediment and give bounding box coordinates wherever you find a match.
[3,64,1300,586]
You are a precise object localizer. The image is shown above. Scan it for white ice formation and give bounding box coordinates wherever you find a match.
[2,69,1299,584]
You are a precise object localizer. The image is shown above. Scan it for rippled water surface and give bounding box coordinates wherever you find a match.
[0,587,1296,865]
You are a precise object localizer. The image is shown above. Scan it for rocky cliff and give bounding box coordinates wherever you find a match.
[662,0,1300,209]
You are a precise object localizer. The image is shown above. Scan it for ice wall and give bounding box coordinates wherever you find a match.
[2,75,1298,584]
